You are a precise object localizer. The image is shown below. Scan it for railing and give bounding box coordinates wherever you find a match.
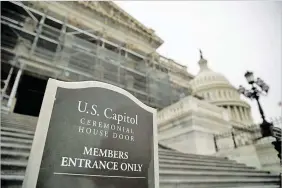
[214,117,282,152]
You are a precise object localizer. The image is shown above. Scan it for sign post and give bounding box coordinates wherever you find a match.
[23,79,159,188]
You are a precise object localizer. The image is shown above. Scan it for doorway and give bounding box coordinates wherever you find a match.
[13,74,47,117]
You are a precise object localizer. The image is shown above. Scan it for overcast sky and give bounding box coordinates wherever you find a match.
[116,1,282,123]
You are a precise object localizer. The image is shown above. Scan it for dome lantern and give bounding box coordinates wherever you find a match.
[198,49,209,72]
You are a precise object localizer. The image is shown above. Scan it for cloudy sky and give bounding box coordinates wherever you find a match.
[116,1,282,123]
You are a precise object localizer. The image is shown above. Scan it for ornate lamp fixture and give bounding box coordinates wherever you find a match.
[238,71,270,122]
[238,71,281,159]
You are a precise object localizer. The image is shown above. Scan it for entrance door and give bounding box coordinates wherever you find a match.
[14,74,47,117]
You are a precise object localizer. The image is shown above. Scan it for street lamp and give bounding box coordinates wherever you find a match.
[238,71,270,125]
[244,71,255,84]
[238,71,281,159]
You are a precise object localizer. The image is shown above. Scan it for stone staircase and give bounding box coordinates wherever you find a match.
[1,113,281,188]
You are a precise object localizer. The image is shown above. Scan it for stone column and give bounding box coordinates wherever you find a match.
[7,68,23,111]
[241,107,246,121]
[237,107,242,121]
[232,106,237,119]
[239,107,245,121]
[227,106,232,119]
[234,106,241,121]
[248,110,253,122]
[1,67,14,101]
[229,106,234,119]
[210,91,214,100]
[243,108,249,121]
[215,89,218,99]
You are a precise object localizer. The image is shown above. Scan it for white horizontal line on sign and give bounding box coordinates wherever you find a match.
[53,172,146,179]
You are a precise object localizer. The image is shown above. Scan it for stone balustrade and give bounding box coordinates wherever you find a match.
[157,96,229,127]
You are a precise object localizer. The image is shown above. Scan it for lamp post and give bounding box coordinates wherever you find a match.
[238,71,281,159]
[238,71,271,135]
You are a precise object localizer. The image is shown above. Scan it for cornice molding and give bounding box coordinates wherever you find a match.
[76,1,163,46]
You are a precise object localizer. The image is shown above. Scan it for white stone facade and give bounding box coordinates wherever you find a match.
[157,95,281,172]
[158,96,231,155]
[157,55,280,172]
[255,137,282,173]
[215,145,262,169]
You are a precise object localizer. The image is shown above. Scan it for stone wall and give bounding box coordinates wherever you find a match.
[157,96,231,155]
[255,137,281,173]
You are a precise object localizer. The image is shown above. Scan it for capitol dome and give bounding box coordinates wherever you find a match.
[190,59,231,91]
[189,52,253,125]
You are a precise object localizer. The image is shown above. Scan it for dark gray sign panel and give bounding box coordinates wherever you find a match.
[23,79,159,188]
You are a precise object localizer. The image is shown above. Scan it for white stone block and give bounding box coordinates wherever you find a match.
[215,145,262,169]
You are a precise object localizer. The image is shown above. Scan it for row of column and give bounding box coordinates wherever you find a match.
[227,105,252,123]
[203,90,237,101]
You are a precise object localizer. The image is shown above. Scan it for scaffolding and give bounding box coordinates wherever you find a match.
[1,1,190,111]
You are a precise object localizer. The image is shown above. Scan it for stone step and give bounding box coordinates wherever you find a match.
[1,180,23,188]
[1,149,30,159]
[1,142,32,151]
[159,148,226,159]
[159,158,247,168]
[159,169,276,178]
[1,119,36,125]
[1,126,35,135]
[1,159,28,167]
[1,113,279,188]
[1,121,36,131]
[1,114,37,122]
[1,174,24,181]
[160,177,279,185]
[228,186,280,188]
[1,117,36,124]
[1,169,26,176]
[159,163,260,173]
[1,131,34,140]
[160,179,279,188]
[159,154,237,164]
[1,184,23,188]
[159,183,280,188]
[158,149,226,160]
[1,160,28,180]
[1,136,33,145]
[1,113,38,122]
